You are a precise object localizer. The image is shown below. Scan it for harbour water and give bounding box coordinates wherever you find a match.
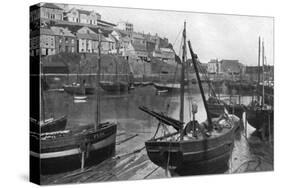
[41,85,273,184]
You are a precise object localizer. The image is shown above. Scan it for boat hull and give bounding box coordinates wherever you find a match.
[99,82,128,92]
[246,108,273,131]
[63,85,95,95]
[145,116,239,175]
[30,116,67,133]
[30,123,117,175]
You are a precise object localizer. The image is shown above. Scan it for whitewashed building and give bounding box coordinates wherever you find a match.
[64,8,101,25]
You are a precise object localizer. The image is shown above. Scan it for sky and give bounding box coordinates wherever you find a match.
[59,3,274,66]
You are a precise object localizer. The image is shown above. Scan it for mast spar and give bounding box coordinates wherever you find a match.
[188,41,213,131]
[257,36,261,104]
[96,30,101,128]
[262,39,265,107]
[179,21,187,122]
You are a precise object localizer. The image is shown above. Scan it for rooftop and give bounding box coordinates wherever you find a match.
[40,3,63,10]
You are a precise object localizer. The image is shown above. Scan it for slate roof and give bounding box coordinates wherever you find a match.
[50,26,75,37]
[41,3,63,10]
[76,33,93,40]
[40,28,54,35]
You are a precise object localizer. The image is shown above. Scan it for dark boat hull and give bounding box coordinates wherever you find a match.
[30,123,117,175]
[153,83,190,92]
[30,116,67,133]
[63,85,95,95]
[145,116,239,175]
[99,82,128,92]
[246,108,273,131]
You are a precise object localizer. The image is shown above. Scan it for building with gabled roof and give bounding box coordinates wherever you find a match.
[30,3,64,23]
[126,43,148,61]
[50,26,77,53]
[64,7,100,25]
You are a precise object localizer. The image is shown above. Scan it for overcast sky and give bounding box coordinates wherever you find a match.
[60,3,274,66]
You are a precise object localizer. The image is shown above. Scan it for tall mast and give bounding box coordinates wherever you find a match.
[40,61,45,122]
[262,40,265,106]
[257,36,261,103]
[95,30,101,128]
[179,21,186,122]
[115,58,118,82]
[188,41,213,130]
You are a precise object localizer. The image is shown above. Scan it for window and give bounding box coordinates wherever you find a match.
[71,39,74,44]
[71,47,75,53]
[59,38,62,43]
[65,37,68,43]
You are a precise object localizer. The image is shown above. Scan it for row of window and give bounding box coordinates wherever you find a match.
[59,38,75,44]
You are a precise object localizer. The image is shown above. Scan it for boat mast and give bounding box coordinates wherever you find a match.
[180,21,187,122]
[188,41,213,130]
[257,36,261,104]
[96,30,101,128]
[115,57,118,82]
[262,39,265,107]
[40,61,45,122]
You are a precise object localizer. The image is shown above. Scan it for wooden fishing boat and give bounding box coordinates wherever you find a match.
[140,23,240,175]
[99,81,128,92]
[34,62,68,134]
[30,122,117,174]
[207,97,245,119]
[153,82,181,92]
[63,83,95,95]
[245,37,274,136]
[30,115,67,133]
[31,31,118,175]
[246,106,273,132]
[144,114,240,175]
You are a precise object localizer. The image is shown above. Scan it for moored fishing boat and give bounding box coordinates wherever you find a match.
[140,23,241,175]
[30,115,67,133]
[63,82,95,95]
[30,122,117,174]
[99,81,128,92]
[245,37,274,137]
[31,30,118,175]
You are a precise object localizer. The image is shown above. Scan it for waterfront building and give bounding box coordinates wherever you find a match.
[220,59,245,76]
[111,30,131,55]
[116,21,134,32]
[30,3,64,23]
[152,48,175,64]
[39,28,56,56]
[126,43,148,61]
[132,32,146,46]
[64,8,100,25]
[207,59,221,74]
[50,26,77,53]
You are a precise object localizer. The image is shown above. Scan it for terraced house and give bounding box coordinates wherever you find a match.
[30,3,64,22]
[50,26,77,53]
[39,28,56,56]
